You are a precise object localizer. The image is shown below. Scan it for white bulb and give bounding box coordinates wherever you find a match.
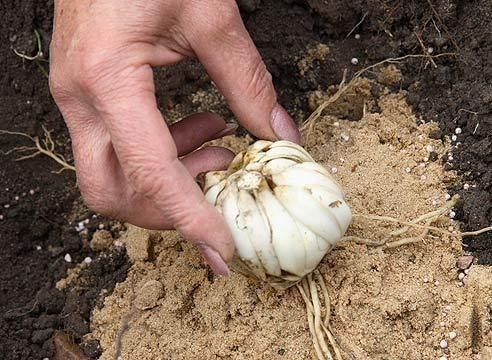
[203,140,352,288]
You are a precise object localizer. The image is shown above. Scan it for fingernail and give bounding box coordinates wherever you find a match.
[270,104,302,144]
[213,123,238,139]
[200,246,230,277]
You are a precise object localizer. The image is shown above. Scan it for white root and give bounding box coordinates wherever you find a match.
[338,195,492,249]
[296,272,342,360]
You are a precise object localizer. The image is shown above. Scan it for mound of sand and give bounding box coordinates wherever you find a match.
[85,76,492,359]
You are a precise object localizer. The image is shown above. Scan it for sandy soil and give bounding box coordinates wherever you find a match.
[85,74,492,359]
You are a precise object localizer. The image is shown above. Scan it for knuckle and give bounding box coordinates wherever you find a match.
[76,170,117,217]
[73,48,116,95]
[49,47,116,104]
[243,58,274,103]
[126,161,166,199]
[76,60,104,94]
[79,184,114,216]
[190,0,239,34]
[174,201,212,238]
[49,70,72,104]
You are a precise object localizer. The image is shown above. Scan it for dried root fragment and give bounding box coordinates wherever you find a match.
[343,195,492,249]
[0,125,75,173]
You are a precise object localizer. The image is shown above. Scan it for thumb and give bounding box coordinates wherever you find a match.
[186,2,302,144]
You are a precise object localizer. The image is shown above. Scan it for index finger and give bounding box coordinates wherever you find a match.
[184,1,302,144]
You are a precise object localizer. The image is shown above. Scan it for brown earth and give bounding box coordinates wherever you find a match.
[0,0,490,359]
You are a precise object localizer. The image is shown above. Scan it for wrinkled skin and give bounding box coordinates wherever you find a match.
[49,0,301,275]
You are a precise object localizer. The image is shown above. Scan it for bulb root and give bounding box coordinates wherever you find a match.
[296,272,342,360]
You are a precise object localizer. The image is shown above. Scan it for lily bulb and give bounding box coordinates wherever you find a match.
[202,140,352,288]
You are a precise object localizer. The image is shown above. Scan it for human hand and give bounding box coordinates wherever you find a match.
[49,0,301,276]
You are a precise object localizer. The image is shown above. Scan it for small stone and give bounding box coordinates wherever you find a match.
[449,211,456,219]
[4,204,10,209]
[451,134,457,141]
[456,255,474,270]
[83,257,92,264]
[36,245,42,251]
[64,254,72,263]
[448,226,454,232]
[29,189,35,195]
[354,34,361,39]
[84,218,90,224]
[14,196,19,201]
[440,339,448,349]
[445,193,451,200]
[331,167,338,174]
[135,280,164,310]
[464,269,470,275]
[423,277,429,283]
[351,57,359,65]
[434,280,440,286]
[458,272,465,281]
[440,321,446,327]
[420,175,427,181]
[333,121,340,127]
[455,127,462,134]
[426,144,434,152]
[340,133,350,141]
[0,215,3,220]
[405,167,411,173]
[75,221,85,232]
[463,183,470,190]
[98,223,105,230]
[114,240,124,247]
[427,47,434,54]
[449,331,457,340]
[439,356,447,360]
[90,230,114,252]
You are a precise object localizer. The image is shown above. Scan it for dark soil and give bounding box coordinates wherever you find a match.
[0,0,490,359]
[0,1,129,359]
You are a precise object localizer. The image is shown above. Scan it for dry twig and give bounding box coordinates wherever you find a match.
[12,30,44,61]
[346,12,368,38]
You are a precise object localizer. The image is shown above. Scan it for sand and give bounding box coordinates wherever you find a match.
[85,72,492,359]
